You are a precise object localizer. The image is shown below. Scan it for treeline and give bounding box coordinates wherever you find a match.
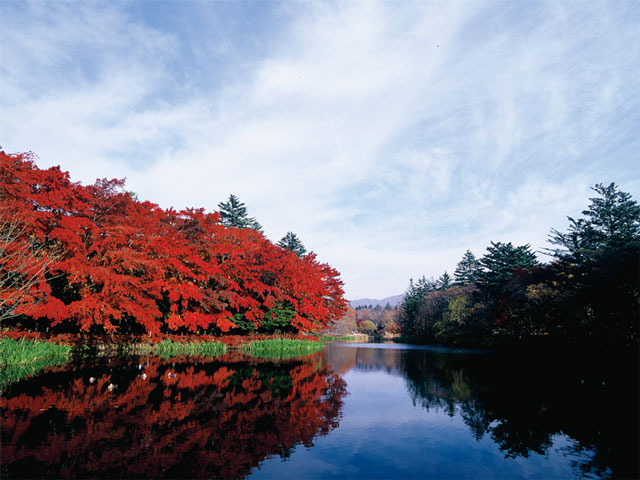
[399,183,639,351]
[354,304,400,335]
[0,151,346,335]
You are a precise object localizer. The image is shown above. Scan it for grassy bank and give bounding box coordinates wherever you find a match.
[152,340,227,358]
[241,338,324,359]
[0,337,72,387]
[0,331,321,372]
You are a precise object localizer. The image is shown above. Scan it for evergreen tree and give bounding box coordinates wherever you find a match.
[477,242,538,291]
[454,250,481,285]
[399,276,437,336]
[438,271,452,289]
[277,231,307,257]
[547,183,639,347]
[217,194,263,232]
[548,183,640,263]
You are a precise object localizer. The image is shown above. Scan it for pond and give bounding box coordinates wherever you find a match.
[1,342,637,479]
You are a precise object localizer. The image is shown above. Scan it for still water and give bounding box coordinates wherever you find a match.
[1,343,637,479]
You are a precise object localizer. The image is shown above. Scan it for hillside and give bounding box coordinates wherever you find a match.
[349,294,404,309]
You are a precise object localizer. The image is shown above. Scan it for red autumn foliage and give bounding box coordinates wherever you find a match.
[0,151,346,335]
[1,353,346,479]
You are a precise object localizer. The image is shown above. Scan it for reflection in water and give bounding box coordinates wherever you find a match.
[2,344,637,479]
[1,352,346,479]
[324,343,639,479]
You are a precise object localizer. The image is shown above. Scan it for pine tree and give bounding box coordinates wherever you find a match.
[399,276,437,335]
[547,183,639,347]
[548,183,640,263]
[438,271,452,289]
[477,242,538,291]
[454,250,481,285]
[277,232,307,257]
[217,194,263,232]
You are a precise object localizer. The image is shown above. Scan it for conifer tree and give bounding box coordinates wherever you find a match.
[399,276,436,335]
[217,195,263,232]
[548,183,640,263]
[438,271,452,289]
[277,232,307,257]
[477,242,538,291]
[454,250,481,285]
[547,183,639,347]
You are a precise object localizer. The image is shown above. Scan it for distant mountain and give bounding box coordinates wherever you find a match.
[349,294,404,309]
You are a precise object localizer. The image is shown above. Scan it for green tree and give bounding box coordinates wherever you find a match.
[399,276,436,336]
[277,232,307,257]
[548,183,640,263]
[358,320,376,334]
[435,294,472,343]
[217,194,263,232]
[438,271,452,289]
[414,289,452,339]
[454,250,481,285]
[547,183,640,348]
[477,242,538,292]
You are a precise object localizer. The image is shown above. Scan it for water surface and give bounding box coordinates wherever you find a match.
[1,343,637,479]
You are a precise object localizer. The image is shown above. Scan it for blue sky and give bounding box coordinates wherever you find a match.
[1,0,639,299]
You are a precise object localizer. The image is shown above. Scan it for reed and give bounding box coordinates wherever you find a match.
[319,335,356,342]
[152,340,227,358]
[0,337,72,386]
[241,338,324,359]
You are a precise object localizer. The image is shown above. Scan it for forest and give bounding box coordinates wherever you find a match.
[0,151,347,337]
[336,182,639,353]
[2,150,638,352]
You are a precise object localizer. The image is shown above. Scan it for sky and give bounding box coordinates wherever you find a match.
[1,0,639,300]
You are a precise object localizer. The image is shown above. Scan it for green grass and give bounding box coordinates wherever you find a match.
[0,337,72,387]
[152,340,227,358]
[241,338,324,359]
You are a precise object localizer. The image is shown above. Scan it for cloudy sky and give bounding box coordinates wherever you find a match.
[1,1,638,300]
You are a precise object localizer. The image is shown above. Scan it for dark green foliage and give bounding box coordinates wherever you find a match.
[217,194,263,232]
[414,288,454,340]
[454,250,481,285]
[406,285,482,345]
[232,302,298,334]
[262,302,297,333]
[398,182,639,353]
[438,271,452,289]
[548,183,640,262]
[546,183,640,348]
[231,312,257,333]
[277,232,307,257]
[355,304,374,310]
[477,242,538,293]
[399,277,436,336]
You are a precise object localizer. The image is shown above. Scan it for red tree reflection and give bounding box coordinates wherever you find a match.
[1,352,346,478]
